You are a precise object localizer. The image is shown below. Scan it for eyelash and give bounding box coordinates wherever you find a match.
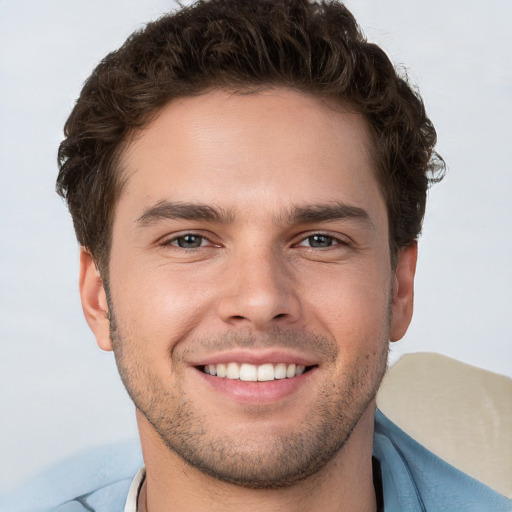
[160,232,348,251]
[161,233,214,249]
[295,233,348,249]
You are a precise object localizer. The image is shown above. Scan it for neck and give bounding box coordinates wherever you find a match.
[137,406,377,512]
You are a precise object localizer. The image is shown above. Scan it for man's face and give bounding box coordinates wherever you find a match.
[81,88,415,488]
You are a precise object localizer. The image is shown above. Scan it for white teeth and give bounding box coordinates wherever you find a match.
[240,363,258,381]
[274,363,287,379]
[257,363,275,381]
[226,362,240,379]
[203,362,309,381]
[216,363,226,378]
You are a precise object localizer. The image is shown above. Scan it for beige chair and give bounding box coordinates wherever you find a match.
[377,352,512,499]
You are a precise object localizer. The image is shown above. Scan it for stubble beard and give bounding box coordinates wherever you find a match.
[107,297,390,489]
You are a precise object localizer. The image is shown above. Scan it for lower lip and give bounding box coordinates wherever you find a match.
[194,367,317,405]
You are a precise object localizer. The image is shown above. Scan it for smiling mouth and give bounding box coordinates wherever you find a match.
[200,362,316,382]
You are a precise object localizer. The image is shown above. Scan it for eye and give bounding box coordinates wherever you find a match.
[167,234,209,249]
[297,234,343,248]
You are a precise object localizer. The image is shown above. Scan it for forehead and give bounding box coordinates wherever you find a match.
[117,88,385,226]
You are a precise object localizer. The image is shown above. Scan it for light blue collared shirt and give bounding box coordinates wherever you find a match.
[2,410,510,512]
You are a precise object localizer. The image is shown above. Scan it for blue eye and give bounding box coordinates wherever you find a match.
[298,233,346,249]
[301,234,338,248]
[171,234,206,248]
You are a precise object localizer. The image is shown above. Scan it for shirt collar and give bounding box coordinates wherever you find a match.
[124,466,146,512]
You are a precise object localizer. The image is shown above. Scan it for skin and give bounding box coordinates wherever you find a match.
[80,88,417,512]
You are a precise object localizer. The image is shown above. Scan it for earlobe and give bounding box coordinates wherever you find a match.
[389,242,418,342]
[79,248,113,351]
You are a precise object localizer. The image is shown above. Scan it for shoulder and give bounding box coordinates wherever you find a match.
[0,439,142,512]
[374,409,512,512]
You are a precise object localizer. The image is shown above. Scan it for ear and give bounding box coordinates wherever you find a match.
[389,242,418,342]
[79,248,113,351]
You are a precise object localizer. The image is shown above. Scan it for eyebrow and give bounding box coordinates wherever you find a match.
[287,202,373,227]
[135,200,373,229]
[136,201,234,227]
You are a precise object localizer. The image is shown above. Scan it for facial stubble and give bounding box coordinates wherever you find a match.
[106,292,390,489]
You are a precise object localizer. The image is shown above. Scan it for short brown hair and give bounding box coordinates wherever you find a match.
[57,0,444,272]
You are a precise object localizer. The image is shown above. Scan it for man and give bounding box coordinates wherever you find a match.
[3,0,510,511]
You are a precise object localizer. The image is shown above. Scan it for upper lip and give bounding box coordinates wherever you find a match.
[189,349,319,367]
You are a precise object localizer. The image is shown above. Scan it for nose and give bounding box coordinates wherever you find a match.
[216,245,301,330]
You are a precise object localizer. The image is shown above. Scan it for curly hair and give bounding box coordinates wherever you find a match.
[57,0,444,272]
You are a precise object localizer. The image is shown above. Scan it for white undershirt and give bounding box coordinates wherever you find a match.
[124,466,146,512]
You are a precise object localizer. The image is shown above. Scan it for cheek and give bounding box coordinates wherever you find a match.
[300,263,391,348]
[109,260,215,349]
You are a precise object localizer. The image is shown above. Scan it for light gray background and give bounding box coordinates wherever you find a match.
[1,0,511,493]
